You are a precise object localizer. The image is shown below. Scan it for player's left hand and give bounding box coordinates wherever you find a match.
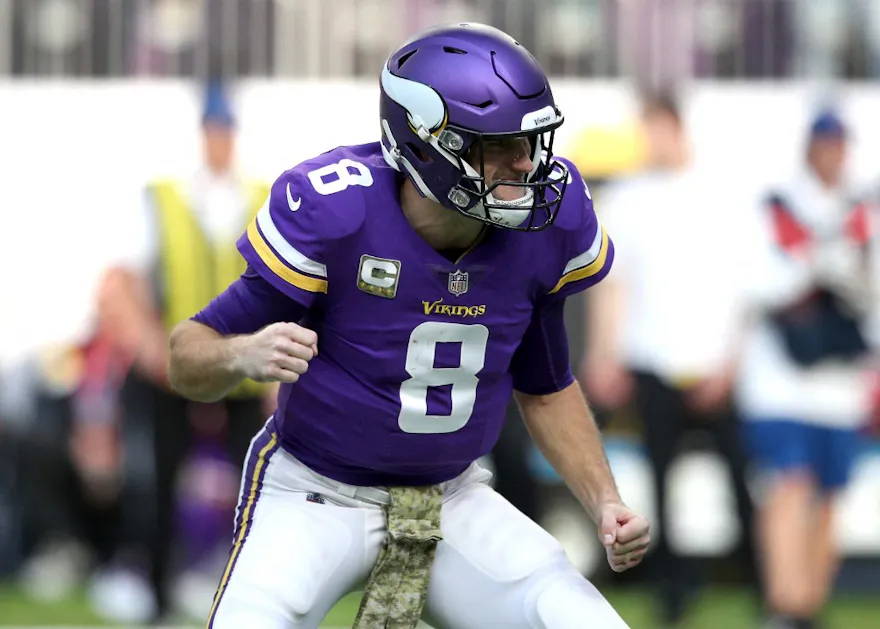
[599,503,650,573]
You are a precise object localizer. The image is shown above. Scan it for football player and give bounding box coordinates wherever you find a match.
[169,23,650,629]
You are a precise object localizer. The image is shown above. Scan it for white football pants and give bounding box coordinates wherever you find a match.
[207,423,630,629]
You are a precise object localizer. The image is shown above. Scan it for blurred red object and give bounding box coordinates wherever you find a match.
[69,327,134,504]
[866,366,880,437]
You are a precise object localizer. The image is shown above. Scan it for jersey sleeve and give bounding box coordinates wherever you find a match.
[509,298,574,396]
[237,168,329,309]
[546,163,615,301]
[192,266,309,335]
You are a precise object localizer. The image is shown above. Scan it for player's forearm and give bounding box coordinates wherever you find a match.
[584,279,623,362]
[168,320,249,402]
[515,382,621,522]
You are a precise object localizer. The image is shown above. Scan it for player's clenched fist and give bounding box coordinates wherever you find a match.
[599,502,651,573]
[234,322,318,384]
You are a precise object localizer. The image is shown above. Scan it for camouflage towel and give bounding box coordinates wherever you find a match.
[353,485,444,629]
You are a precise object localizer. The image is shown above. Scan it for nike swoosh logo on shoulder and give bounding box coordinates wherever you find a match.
[286,183,301,211]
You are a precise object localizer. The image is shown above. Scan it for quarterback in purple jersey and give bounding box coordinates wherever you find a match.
[169,23,649,629]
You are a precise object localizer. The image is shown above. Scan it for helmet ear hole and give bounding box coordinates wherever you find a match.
[405,142,431,164]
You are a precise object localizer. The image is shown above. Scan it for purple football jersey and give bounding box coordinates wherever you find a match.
[237,142,613,486]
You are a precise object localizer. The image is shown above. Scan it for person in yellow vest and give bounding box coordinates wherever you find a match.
[94,82,273,623]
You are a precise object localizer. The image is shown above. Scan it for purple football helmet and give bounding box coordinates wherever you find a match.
[379,23,569,231]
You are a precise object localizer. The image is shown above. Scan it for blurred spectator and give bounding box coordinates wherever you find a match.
[9,0,139,76]
[790,0,880,79]
[581,90,761,625]
[740,0,794,78]
[4,0,880,81]
[95,81,274,622]
[202,0,275,77]
[7,0,275,79]
[616,0,700,88]
[131,0,204,76]
[136,0,276,77]
[11,337,130,607]
[790,0,850,79]
[737,108,879,629]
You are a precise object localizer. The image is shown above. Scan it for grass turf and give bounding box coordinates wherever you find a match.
[1,585,879,628]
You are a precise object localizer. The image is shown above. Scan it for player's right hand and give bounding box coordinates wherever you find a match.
[234,322,318,384]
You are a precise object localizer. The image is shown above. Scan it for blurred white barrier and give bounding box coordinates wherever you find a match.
[2,80,880,366]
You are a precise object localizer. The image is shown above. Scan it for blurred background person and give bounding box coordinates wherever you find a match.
[94,81,275,623]
[581,90,761,627]
[737,109,879,629]
[789,0,880,80]
[10,338,129,609]
[616,0,699,88]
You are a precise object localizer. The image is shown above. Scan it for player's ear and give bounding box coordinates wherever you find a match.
[464,141,483,169]
[414,145,433,163]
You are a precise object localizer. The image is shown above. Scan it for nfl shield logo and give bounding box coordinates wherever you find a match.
[448,270,469,297]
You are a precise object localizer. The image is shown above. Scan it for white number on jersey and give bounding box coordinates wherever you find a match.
[307,159,374,195]
[398,322,489,434]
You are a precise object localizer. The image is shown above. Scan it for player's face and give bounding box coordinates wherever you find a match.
[808,136,846,185]
[469,137,534,201]
[203,123,235,173]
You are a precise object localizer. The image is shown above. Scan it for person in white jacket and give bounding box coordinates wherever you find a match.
[737,109,879,629]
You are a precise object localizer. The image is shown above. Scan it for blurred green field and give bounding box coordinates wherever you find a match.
[1,585,878,628]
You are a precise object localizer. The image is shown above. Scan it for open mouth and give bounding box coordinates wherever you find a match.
[491,174,528,201]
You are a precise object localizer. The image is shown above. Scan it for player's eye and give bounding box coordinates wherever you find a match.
[485,139,511,151]
[483,138,528,155]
